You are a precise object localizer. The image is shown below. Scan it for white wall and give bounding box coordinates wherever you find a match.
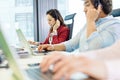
[113,0,120,9]
[67,0,86,37]
[0,0,18,45]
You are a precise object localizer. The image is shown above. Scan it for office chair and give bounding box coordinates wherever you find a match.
[109,8,120,17]
[64,13,76,40]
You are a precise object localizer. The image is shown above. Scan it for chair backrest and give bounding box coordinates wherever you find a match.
[109,8,120,17]
[64,13,76,40]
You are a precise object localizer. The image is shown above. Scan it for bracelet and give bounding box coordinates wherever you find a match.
[51,45,55,51]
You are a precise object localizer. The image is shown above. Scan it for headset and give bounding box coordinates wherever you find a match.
[94,0,101,9]
[53,9,59,27]
[54,9,58,20]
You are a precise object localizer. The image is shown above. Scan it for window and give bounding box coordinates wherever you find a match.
[15,0,33,7]
[113,0,120,9]
[57,0,85,37]
[15,0,34,40]
[57,0,69,18]
[15,13,34,40]
[0,0,35,44]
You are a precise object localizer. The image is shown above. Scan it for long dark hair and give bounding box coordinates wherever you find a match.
[46,9,66,33]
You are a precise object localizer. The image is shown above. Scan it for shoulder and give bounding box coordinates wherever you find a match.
[99,16,120,24]
[59,25,69,31]
[97,17,120,30]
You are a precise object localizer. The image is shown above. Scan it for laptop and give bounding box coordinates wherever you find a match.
[0,25,53,80]
[15,27,48,56]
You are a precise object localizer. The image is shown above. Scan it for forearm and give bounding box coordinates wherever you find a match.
[53,43,66,51]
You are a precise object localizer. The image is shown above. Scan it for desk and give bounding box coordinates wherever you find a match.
[0,68,13,80]
[0,54,94,80]
[0,54,44,80]
[18,55,44,69]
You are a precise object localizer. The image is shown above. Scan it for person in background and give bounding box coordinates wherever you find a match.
[40,40,120,80]
[38,0,120,53]
[29,9,69,45]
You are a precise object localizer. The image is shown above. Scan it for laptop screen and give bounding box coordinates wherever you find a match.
[16,28,34,55]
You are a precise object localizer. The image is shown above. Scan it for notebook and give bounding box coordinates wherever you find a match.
[0,25,53,80]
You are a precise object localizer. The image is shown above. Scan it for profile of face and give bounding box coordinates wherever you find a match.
[46,14,56,27]
[84,0,95,14]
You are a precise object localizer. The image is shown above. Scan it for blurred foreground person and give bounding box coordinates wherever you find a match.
[40,40,120,80]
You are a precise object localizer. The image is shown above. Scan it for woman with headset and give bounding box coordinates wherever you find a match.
[29,9,69,45]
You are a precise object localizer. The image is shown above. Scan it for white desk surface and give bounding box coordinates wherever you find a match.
[0,68,13,80]
[0,54,93,80]
[0,54,45,80]
[18,55,44,69]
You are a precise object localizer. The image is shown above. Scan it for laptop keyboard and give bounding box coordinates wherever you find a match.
[33,50,51,55]
[26,67,53,80]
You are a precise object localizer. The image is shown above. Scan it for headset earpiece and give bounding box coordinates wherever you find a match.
[94,0,101,9]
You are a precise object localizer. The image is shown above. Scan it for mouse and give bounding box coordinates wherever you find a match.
[70,72,88,80]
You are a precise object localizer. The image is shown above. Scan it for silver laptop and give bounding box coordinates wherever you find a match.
[0,25,53,80]
[16,28,34,55]
[15,28,48,56]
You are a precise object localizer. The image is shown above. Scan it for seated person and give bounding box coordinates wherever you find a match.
[38,0,120,53]
[29,9,69,45]
[40,40,120,80]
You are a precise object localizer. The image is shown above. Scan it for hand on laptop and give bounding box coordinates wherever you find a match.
[40,52,107,80]
[40,52,65,71]
[38,44,54,52]
[28,40,39,45]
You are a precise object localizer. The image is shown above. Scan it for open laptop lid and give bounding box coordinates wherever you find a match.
[15,27,34,55]
[15,27,48,56]
[0,24,30,80]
